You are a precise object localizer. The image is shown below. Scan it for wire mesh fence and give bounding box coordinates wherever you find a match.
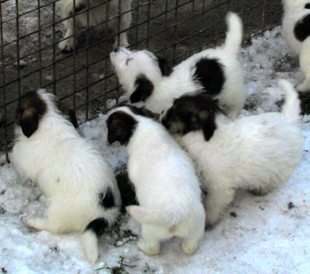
[0,0,282,161]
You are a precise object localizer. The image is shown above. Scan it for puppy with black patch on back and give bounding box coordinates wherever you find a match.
[110,12,246,119]
[282,0,310,92]
[11,89,121,264]
[161,80,304,227]
[106,106,205,255]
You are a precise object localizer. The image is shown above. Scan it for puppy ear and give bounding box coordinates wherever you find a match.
[199,110,217,141]
[107,120,122,144]
[157,57,171,76]
[107,112,137,146]
[20,108,39,138]
[130,77,154,103]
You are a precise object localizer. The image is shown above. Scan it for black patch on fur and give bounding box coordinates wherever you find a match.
[162,94,219,141]
[67,109,78,128]
[58,102,78,128]
[193,58,225,96]
[85,217,109,237]
[116,170,138,214]
[99,188,115,209]
[127,105,159,119]
[130,75,154,103]
[75,3,86,13]
[16,92,47,138]
[156,57,171,76]
[294,14,310,42]
[305,3,310,9]
[107,111,137,146]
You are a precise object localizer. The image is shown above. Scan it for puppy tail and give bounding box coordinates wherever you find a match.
[82,217,114,264]
[279,79,301,123]
[126,205,183,226]
[222,12,243,55]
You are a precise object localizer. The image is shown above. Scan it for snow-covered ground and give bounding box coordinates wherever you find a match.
[1,27,310,273]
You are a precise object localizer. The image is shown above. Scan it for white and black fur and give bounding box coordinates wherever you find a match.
[110,12,246,118]
[106,106,205,255]
[282,0,310,92]
[161,80,304,226]
[58,0,132,52]
[11,90,121,264]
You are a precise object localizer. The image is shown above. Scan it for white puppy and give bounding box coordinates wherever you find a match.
[58,0,132,52]
[11,89,121,264]
[106,106,205,255]
[161,80,304,226]
[282,0,310,91]
[110,12,246,118]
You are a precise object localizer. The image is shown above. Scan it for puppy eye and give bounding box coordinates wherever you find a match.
[126,58,132,65]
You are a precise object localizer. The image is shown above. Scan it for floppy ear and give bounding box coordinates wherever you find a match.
[20,109,39,138]
[199,110,217,141]
[157,57,171,76]
[107,112,137,146]
[130,77,154,103]
[107,119,122,144]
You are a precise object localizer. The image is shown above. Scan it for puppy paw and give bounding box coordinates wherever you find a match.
[137,238,160,256]
[248,187,270,196]
[58,37,75,53]
[181,239,199,254]
[204,214,220,228]
[23,217,48,231]
[296,82,310,93]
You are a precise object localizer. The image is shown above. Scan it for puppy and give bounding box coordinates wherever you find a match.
[106,106,205,255]
[161,80,304,226]
[282,0,310,91]
[58,0,132,52]
[11,89,121,264]
[110,12,246,118]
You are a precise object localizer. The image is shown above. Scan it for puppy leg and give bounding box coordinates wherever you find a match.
[59,18,75,52]
[24,201,75,234]
[204,186,235,227]
[297,37,310,92]
[137,224,161,256]
[59,0,86,52]
[113,0,132,48]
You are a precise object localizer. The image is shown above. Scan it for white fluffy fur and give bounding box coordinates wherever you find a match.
[165,80,303,226]
[282,0,310,91]
[58,0,132,51]
[11,89,121,264]
[110,12,246,118]
[108,106,205,255]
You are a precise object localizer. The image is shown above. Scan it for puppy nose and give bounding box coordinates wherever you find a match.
[114,47,120,53]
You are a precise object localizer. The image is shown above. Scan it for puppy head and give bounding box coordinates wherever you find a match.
[106,109,138,146]
[161,94,219,141]
[110,47,171,103]
[16,90,48,138]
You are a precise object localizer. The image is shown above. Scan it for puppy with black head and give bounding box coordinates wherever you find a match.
[106,106,205,255]
[283,0,310,91]
[11,89,121,264]
[110,12,246,118]
[161,80,304,226]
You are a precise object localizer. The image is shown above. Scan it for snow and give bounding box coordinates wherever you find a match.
[1,27,310,273]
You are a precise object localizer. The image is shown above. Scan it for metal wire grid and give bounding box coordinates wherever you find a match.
[0,0,282,162]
